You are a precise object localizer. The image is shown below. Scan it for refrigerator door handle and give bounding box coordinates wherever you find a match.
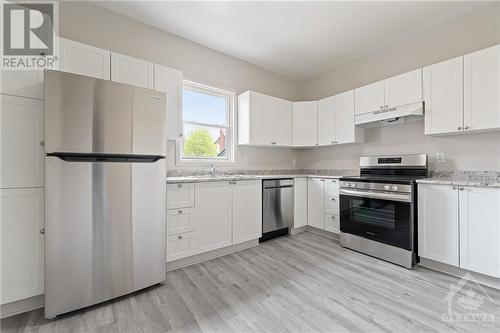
[46,152,164,163]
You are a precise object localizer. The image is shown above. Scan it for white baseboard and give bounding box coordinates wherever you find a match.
[419,258,500,290]
[166,239,259,272]
[290,226,307,235]
[1,294,44,319]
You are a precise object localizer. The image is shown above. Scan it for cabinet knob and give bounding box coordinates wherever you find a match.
[459,187,465,191]
[331,216,335,219]
[178,210,183,214]
[40,229,45,235]
[464,126,470,130]
[179,133,183,137]
[39,140,45,146]
[452,186,457,190]
[271,142,277,145]
[178,235,183,239]
[178,183,183,188]
[380,106,384,109]
[457,126,462,130]
[331,198,336,201]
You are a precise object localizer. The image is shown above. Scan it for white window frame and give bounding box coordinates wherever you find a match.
[176,80,235,166]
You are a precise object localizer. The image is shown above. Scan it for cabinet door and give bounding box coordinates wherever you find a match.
[154,65,183,140]
[111,52,154,89]
[57,38,110,80]
[191,182,232,254]
[385,69,422,108]
[464,44,500,132]
[417,184,459,266]
[423,57,464,135]
[334,90,361,144]
[167,183,194,209]
[293,178,308,228]
[1,70,44,99]
[269,96,292,146]
[307,178,325,229]
[354,80,385,115]
[318,96,336,146]
[167,233,190,262]
[1,95,44,188]
[248,92,272,145]
[293,101,318,147]
[1,188,44,304]
[233,180,262,244]
[459,187,500,277]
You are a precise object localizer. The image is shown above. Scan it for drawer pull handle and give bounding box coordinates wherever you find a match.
[331,198,336,201]
[178,235,183,239]
[331,216,335,219]
[178,184,183,188]
[178,210,183,214]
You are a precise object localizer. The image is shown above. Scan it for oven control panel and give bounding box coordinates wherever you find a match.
[340,181,411,193]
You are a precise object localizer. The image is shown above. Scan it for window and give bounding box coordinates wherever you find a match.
[179,81,234,164]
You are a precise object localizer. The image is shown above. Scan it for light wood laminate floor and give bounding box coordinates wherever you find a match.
[2,232,500,333]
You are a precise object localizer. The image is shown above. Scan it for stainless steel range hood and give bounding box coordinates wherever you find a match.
[355,102,424,128]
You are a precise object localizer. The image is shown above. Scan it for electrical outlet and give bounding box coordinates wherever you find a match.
[292,159,297,166]
[243,156,249,165]
[436,153,445,163]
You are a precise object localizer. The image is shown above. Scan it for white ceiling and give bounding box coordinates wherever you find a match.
[95,1,489,81]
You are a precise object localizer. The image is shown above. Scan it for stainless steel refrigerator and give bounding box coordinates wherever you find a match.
[44,70,167,318]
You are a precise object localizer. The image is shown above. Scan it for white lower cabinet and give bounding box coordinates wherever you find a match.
[459,187,500,278]
[418,184,500,278]
[418,184,459,266]
[167,233,191,262]
[1,188,44,305]
[232,180,262,244]
[293,178,308,228]
[307,178,325,229]
[324,214,340,233]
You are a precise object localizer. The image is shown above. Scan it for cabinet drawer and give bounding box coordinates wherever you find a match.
[167,183,194,209]
[325,214,340,234]
[167,233,190,262]
[325,179,339,197]
[167,208,194,235]
[325,196,339,214]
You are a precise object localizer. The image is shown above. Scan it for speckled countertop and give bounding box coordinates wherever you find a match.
[166,169,357,184]
[417,171,500,188]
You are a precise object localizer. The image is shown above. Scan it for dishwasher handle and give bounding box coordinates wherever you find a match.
[264,185,294,190]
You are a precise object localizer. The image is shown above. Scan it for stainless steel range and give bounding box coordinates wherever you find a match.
[339,154,428,268]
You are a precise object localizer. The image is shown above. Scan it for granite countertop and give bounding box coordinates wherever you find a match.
[417,172,500,188]
[166,169,357,184]
[166,174,349,184]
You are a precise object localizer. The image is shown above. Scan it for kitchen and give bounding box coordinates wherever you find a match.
[1,1,500,332]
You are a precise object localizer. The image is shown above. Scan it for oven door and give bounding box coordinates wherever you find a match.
[339,188,413,250]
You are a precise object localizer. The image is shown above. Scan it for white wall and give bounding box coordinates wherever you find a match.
[59,1,301,170]
[298,2,500,171]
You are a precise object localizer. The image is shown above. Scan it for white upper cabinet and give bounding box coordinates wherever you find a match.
[154,65,183,140]
[384,69,422,108]
[1,188,44,305]
[293,178,308,228]
[307,178,324,229]
[269,96,293,146]
[334,90,364,144]
[1,70,44,100]
[293,101,318,147]
[1,95,44,188]
[459,187,500,278]
[355,69,422,115]
[57,38,110,80]
[238,91,292,146]
[318,95,336,146]
[232,180,262,244]
[111,52,154,89]
[354,80,385,115]
[418,184,459,266]
[464,44,500,132]
[423,57,464,135]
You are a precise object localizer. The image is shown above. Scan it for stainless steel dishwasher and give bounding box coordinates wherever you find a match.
[260,179,294,242]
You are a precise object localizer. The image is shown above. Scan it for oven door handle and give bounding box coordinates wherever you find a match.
[340,189,412,203]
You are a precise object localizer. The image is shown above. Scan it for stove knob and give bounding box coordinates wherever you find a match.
[392,185,399,191]
[384,185,390,191]
[351,183,357,188]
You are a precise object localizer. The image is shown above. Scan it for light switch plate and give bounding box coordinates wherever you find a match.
[436,153,445,163]
[243,156,249,164]
[292,159,297,166]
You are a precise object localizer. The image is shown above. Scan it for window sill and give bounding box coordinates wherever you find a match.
[175,158,236,168]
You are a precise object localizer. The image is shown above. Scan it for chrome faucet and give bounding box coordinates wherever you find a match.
[208,164,217,176]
